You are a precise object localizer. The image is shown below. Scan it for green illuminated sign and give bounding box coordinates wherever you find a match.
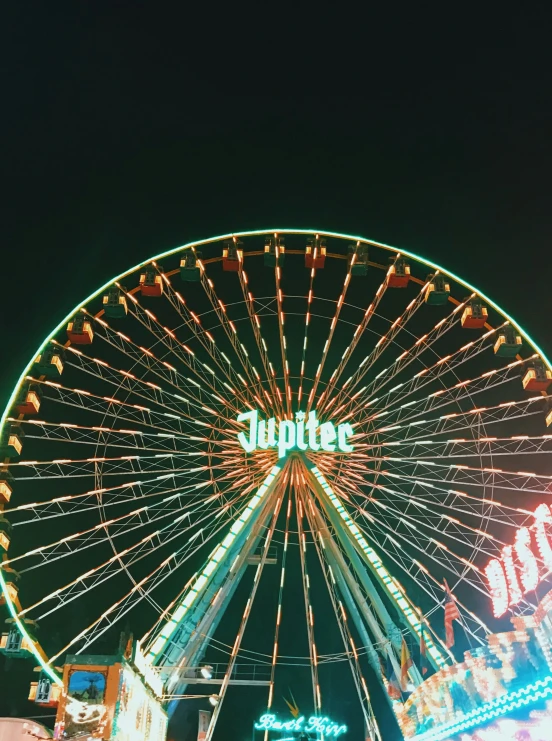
[255,713,347,738]
[237,411,353,458]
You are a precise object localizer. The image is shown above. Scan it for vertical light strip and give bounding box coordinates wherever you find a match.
[147,464,281,661]
[237,257,283,419]
[267,491,292,712]
[298,237,318,408]
[310,465,447,668]
[318,258,394,415]
[295,467,322,712]
[306,245,354,413]
[273,234,292,416]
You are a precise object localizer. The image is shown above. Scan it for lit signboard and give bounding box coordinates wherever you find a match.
[54,655,167,741]
[112,665,167,741]
[485,503,552,617]
[254,713,348,738]
[237,411,353,458]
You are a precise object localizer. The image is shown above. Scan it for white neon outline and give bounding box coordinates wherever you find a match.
[1,228,549,680]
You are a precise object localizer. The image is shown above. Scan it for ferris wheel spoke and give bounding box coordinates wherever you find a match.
[121,279,259,413]
[307,476,467,656]
[236,254,285,417]
[26,377,226,442]
[315,461,490,580]
[147,269,257,401]
[265,492,292,713]
[377,462,552,499]
[296,246,319,410]
[271,237,292,416]
[364,395,547,444]
[342,466,536,527]
[82,311,242,415]
[6,473,212,523]
[6,451,230,482]
[352,328,515,430]
[7,418,215,459]
[352,481,506,559]
[306,461,452,670]
[356,519,489,643]
[20,504,223,617]
[23,488,248,622]
[333,294,475,422]
[202,488,284,741]
[306,250,354,414]
[339,469,524,536]
[353,392,540,467]
[319,465,498,559]
[46,492,254,665]
[317,256,398,413]
[6,456,254,522]
[60,343,235,429]
[344,487,489,595]
[324,469,488,646]
[355,356,535,435]
[157,268,279,417]
[380,451,552,486]
[8,479,236,570]
[377,433,552,460]
[365,325,511,417]
[112,296,252,412]
[189,252,269,405]
[322,275,431,416]
[29,378,223,439]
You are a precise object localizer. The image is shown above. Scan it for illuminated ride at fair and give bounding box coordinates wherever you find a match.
[1,230,552,741]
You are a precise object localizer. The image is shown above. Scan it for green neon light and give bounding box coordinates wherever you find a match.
[237,410,353,458]
[412,674,552,741]
[1,227,548,675]
[310,465,447,668]
[147,465,281,662]
[255,713,347,738]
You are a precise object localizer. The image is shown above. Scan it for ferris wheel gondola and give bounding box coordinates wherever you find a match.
[1,229,551,741]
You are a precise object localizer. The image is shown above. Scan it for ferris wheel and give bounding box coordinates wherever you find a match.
[1,229,551,741]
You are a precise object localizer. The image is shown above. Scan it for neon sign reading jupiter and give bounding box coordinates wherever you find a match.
[237,410,354,458]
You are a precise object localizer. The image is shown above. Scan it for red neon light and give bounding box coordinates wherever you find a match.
[535,503,552,570]
[485,503,552,617]
[515,526,539,593]
[484,558,509,618]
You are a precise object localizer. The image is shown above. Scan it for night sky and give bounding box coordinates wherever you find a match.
[2,3,552,740]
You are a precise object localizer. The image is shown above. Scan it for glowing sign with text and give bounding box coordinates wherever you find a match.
[485,503,552,617]
[255,713,348,738]
[237,410,353,458]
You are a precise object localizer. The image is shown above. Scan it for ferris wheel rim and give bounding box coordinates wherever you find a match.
[1,227,550,688]
[2,227,550,437]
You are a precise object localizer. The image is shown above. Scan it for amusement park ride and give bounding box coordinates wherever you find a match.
[1,230,552,740]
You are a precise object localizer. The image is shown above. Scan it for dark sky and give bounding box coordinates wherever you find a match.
[2,2,552,739]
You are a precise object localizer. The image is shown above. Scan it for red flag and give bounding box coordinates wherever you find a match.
[444,580,460,648]
[400,639,413,691]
